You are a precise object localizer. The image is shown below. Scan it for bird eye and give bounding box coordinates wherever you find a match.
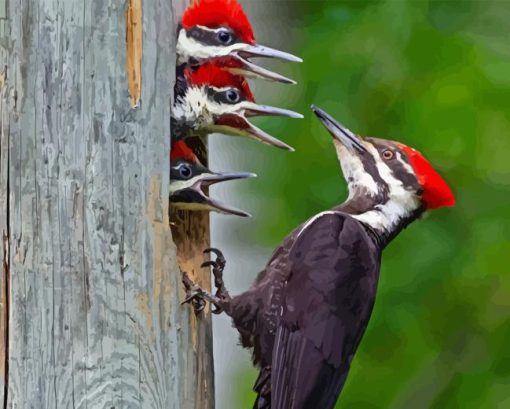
[217,29,232,45]
[178,164,192,179]
[382,150,394,160]
[225,89,241,104]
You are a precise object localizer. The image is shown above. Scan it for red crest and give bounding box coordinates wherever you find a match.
[184,62,255,102]
[398,144,455,210]
[171,140,198,163]
[181,0,255,45]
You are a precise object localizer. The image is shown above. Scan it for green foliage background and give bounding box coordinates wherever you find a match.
[231,0,510,407]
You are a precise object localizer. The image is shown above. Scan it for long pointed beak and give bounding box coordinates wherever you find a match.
[227,56,297,85]
[244,103,303,119]
[201,196,252,217]
[200,171,256,186]
[240,44,302,63]
[197,171,254,216]
[223,43,302,84]
[170,171,255,217]
[214,113,295,151]
[311,105,367,153]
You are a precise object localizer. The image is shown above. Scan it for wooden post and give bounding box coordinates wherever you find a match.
[0,0,214,407]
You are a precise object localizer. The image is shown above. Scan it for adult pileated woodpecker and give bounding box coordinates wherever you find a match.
[172,62,302,151]
[170,140,255,217]
[177,0,302,85]
[182,106,455,409]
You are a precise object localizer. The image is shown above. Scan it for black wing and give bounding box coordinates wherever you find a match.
[271,212,380,409]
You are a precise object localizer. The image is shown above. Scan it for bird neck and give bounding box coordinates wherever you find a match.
[335,193,424,248]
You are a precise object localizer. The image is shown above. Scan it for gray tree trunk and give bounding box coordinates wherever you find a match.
[0,0,214,408]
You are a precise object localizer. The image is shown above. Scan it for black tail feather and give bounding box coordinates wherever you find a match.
[253,366,271,409]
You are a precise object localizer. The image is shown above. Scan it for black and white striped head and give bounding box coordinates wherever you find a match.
[170,141,255,217]
[177,0,301,84]
[172,62,302,150]
[312,106,455,235]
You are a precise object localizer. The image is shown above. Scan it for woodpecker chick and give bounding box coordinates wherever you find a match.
[183,106,455,408]
[172,62,302,150]
[177,0,302,84]
[170,141,255,217]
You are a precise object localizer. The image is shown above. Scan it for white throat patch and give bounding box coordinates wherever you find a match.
[176,27,248,65]
[335,141,378,198]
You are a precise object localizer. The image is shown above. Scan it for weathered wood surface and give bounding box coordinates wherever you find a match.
[170,166,214,408]
[0,0,213,408]
[169,0,215,406]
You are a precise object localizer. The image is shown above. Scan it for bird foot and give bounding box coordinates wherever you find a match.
[202,247,231,314]
[181,272,206,314]
[181,271,223,315]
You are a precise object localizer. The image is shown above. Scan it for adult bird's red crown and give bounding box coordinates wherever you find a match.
[397,144,456,209]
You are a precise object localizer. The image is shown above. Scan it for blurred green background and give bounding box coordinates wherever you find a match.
[213,0,510,408]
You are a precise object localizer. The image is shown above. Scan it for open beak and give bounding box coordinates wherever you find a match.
[240,44,302,63]
[212,103,302,151]
[244,103,303,119]
[214,113,295,151]
[224,44,302,84]
[170,171,255,217]
[311,105,367,153]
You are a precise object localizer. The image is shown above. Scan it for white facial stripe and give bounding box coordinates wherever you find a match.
[367,144,406,195]
[396,151,415,175]
[334,141,379,197]
[196,25,227,34]
[176,29,248,64]
[169,174,206,194]
[209,86,237,93]
[352,144,420,232]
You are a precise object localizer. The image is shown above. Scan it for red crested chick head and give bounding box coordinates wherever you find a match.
[173,62,301,151]
[170,140,198,163]
[181,0,255,44]
[176,0,301,84]
[184,61,255,102]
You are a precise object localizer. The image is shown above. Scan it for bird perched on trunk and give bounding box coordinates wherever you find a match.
[182,106,455,409]
[172,62,302,151]
[176,0,302,85]
[170,140,255,217]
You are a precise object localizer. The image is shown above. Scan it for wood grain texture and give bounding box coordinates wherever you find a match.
[0,50,9,408]
[0,0,214,408]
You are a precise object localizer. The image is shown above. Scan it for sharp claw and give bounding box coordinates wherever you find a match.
[182,271,194,288]
[195,302,206,313]
[204,248,224,258]
[201,260,217,269]
[182,290,201,304]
